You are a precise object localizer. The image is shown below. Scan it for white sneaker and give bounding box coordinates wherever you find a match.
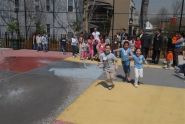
[134,83,138,88]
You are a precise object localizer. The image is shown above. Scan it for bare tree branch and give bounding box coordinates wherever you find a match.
[172,0,181,17]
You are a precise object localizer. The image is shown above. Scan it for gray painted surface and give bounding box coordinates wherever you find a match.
[0,61,103,124]
[0,60,184,124]
[99,66,185,89]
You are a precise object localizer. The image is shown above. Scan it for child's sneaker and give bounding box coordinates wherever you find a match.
[165,67,169,70]
[134,83,138,88]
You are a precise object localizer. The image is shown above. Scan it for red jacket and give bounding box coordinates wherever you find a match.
[135,40,141,49]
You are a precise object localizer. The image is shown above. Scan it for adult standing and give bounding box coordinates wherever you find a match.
[36,34,42,51]
[120,28,128,41]
[92,27,100,42]
[140,30,152,59]
[41,34,48,52]
[60,34,67,55]
[152,29,163,64]
[92,27,100,56]
[174,33,185,65]
[71,35,78,57]
[32,33,37,50]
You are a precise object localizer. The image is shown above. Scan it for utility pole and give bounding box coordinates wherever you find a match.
[140,0,149,29]
[15,0,20,39]
[24,0,28,40]
[111,0,115,42]
[129,6,134,38]
[53,0,55,40]
[83,0,89,33]
[179,0,184,32]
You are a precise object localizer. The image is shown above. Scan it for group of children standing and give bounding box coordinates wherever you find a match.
[71,28,106,60]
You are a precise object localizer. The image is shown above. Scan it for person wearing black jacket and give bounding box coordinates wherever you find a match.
[140,30,152,59]
[152,29,163,64]
[60,34,67,55]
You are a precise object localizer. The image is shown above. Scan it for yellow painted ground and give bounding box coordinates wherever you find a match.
[65,56,162,69]
[56,81,185,124]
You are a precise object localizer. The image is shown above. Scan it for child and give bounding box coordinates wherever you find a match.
[88,35,95,60]
[134,37,141,49]
[132,48,147,87]
[78,34,84,59]
[165,50,173,69]
[96,35,106,59]
[129,37,135,52]
[114,41,132,82]
[99,44,117,90]
[121,35,129,47]
[81,40,88,60]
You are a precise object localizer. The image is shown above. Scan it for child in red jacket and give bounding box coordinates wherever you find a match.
[134,37,141,49]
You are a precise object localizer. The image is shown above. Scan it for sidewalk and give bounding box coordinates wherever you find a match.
[54,80,185,124]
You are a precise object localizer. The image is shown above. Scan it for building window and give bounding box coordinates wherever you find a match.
[46,24,50,36]
[15,0,19,7]
[46,0,50,11]
[67,32,73,39]
[68,0,74,12]
[0,29,1,39]
[15,0,19,12]
[35,5,39,11]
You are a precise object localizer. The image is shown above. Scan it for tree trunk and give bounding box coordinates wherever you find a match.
[83,0,89,33]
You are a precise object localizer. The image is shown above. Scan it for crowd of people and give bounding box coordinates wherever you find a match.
[32,34,49,52]
[68,27,185,89]
[32,27,185,89]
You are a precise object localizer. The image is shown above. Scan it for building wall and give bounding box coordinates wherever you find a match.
[0,0,83,40]
[114,0,130,31]
[103,0,132,35]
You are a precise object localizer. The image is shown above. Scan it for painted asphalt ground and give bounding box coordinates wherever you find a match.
[0,49,103,124]
[55,57,185,124]
[0,49,184,124]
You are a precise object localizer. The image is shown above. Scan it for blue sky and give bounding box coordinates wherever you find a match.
[134,0,174,15]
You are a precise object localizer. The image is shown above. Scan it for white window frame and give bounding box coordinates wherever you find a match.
[67,0,74,12]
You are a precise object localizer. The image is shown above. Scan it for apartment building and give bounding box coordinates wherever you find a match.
[100,0,138,35]
[0,0,83,39]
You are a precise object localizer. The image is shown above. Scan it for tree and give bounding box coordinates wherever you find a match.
[35,21,46,34]
[83,0,89,33]
[172,0,182,17]
[158,7,168,22]
[7,20,19,38]
[150,7,168,28]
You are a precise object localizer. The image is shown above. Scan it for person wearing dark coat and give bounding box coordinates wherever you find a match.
[140,31,152,59]
[152,29,163,64]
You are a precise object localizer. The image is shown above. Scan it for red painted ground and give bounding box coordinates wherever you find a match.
[0,49,71,72]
